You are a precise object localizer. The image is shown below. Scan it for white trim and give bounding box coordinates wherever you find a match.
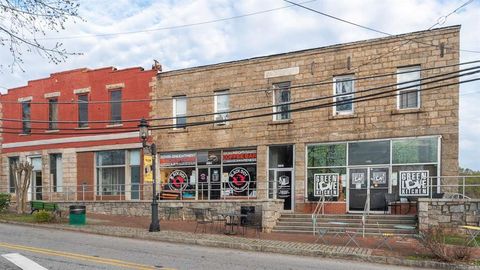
[2,132,139,149]
[44,92,60,98]
[18,96,32,102]
[106,83,125,90]
[333,75,355,115]
[396,65,421,110]
[73,87,91,94]
[264,67,299,78]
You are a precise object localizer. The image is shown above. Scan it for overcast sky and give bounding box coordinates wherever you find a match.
[0,0,479,170]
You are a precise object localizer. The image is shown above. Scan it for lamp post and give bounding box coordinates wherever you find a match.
[138,118,160,232]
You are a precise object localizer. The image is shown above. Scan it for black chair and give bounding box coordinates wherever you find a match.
[384,193,398,214]
[192,208,213,233]
[209,208,227,232]
[432,192,444,199]
[242,212,262,237]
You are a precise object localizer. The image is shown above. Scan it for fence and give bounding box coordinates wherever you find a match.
[429,176,480,199]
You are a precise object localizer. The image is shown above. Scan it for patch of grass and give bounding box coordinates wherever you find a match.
[444,234,480,247]
[406,254,435,261]
[0,212,67,224]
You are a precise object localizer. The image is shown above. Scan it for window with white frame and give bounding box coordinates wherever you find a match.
[273,82,291,121]
[214,90,229,125]
[397,66,421,109]
[173,96,187,128]
[96,150,125,195]
[333,75,354,114]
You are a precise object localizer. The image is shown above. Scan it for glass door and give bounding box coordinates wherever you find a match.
[209,167,221,200]
[369,167,389,211]
[348,167,390,212]
[277,170,293,210]
[198,168,209,200]
[348,168,368,211]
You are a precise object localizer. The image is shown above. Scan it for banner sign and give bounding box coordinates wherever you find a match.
[228,167,250,192]
[223,150,257,164]
[143,155,153,183]
[159,152,196,167]
[314,173,339,197]
[399,170,429,196]
[167,170,188,191]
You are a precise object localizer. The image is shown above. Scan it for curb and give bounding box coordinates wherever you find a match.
[0,219,477,270]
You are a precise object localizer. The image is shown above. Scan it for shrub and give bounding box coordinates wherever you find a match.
[0,193,11,212]
[33,210,55,223]
[418,226,472,262]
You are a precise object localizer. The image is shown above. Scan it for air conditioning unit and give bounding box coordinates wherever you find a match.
[215,114,228,125]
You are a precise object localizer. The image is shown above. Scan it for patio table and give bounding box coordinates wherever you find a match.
[327,221,348,238]
[220,212,247,235]
[161,206,184,220]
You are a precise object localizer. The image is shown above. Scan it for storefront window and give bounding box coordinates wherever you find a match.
[348,140,390,165]
[307,167,346,202]
[96,150,126,195]
[223,165,256,197]
[307,144,346,167]
[392,164,438,198]
[392,137,438,164]
[269,145,293,168]
[159,152,197,199]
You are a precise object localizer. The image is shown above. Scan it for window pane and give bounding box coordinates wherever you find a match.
[335,76,354,113]
[175,97,186,115]
[78,94,88,127]
[129,150,140,165]
[398,66,420,109]
[97,150,125,166]
[269,145,294,168]
[392,137,438,164]
[49,98,58,130]
[110,90,122,124]
[348,140,390,165]
[307,144,346,167]
[274,82,291,120]
[22,102,31,134]
[216,91,229,111]
[99,167,125,195]
[307,167,345,201]
[8,157,19,193]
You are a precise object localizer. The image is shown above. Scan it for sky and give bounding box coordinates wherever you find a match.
[0,0,479,170]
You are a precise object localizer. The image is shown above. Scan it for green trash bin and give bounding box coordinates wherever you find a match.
[69,205,86,225]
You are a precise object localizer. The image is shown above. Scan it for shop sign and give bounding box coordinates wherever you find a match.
[399,170,429,196]
[223,150,256,164]
[160,152,196,167]
[371,171,387,185]
[143,155,153,183]
[277,175,290,198]
[314,173,339,197]
[168,170,188,191]
[228,167,250,192]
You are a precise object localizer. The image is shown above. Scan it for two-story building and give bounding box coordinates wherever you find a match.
[150,26,459,214]
[0,67,157,201]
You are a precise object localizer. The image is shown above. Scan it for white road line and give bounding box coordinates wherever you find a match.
[2,253,48,270]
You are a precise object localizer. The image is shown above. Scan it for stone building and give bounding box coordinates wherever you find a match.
[0,67,157,201]
[150,25,459,214]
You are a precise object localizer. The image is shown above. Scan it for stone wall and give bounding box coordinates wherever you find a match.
[417,198,480,231]
[54,199,284,232]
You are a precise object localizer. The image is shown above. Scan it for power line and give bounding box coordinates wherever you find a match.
[1,59,478,105]
[284,0,480,54]
[33,0,317,41]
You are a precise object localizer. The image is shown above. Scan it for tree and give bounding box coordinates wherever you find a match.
[0,0,80,71]
[11,161,33,214]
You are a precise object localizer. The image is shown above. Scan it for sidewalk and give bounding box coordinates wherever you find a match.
[1,213,479,270]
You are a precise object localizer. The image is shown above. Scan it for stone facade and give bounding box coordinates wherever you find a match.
[418,198,480,232]
[53,199,284,232]
[151,26,460,212]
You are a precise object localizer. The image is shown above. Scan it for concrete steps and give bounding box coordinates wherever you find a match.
[272,213,417,236]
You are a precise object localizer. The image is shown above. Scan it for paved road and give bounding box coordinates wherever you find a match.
[0,223,430,270]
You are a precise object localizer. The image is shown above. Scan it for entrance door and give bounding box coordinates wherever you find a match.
[32,170,42,200]
[348,167,389,212]
[197,167,221,200]
[269,169,294,210]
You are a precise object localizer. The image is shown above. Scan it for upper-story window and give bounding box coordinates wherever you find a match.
[397,66,421,109]
[21,101,31,134]
[273,81,291,121]
[48,98,58,130]
[78,94,89,128]
[109,89,122,124]
[214,90,229,125]
[333,75,355,114]
[173,96,187,128]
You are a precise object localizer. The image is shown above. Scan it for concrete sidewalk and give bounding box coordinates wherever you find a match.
[0,218,478,270]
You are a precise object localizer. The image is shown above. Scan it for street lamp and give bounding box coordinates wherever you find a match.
[138,118,160,232]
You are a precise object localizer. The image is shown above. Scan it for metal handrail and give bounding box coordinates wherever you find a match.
[362,192,370,238]
[312,194,325,236]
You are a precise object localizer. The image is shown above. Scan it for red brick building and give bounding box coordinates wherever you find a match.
[0,67,157,201]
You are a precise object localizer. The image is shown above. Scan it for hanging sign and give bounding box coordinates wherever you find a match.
[167,170,188,191]
[314,173,339,197]
[228,167,250,192]
[143,155,153,183]
[399,170,429,196]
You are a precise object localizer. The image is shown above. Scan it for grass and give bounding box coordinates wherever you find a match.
[444,234,480,247]
[0,212,67,224]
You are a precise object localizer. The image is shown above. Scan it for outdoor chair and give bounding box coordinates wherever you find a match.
[242,212,262,237]
[315,228,329,244]
[384,193,398,214]
[208,208,227,232]
[192,208,213,233]
[344,228,360,248]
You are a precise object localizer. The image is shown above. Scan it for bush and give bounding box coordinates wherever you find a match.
[0,193,11,212]
[33,210,55,223]
[418,226,472,262]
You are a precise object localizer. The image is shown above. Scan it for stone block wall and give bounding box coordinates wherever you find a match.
[418,198,480,232]
[54,199,284,232]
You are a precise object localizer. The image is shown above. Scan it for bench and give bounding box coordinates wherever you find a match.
[30,201,62,217]
[159,190,181,200]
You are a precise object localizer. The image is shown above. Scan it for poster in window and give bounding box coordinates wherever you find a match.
[143,155,153,183]
[228,167,250,192]
[167,170,188,191]
[314,173,339,197]
[277,175,291,198]
[399,170,429,196]
[351,172,365,185]
[371,171,387,185]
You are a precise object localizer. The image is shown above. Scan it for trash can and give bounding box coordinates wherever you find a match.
[69,205,86,225]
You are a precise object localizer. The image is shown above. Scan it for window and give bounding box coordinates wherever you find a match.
[214,90,229,125]
[397,66,421,109]
[273,82,291,120]
[50,154,63,192]
[78,94,88,128]
[392,137,438,164]
[96,150,125,195]
[48,98,58,130]
[348,140,390,165]
[8,157,19,193]
[21,101,31,134]
[109,90,122,124]
[307,144,347,167]
[334,75,354,114]
[130,150,141,200]
[173,96,187,128]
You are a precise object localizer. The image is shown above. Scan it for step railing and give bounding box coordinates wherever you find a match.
[311,194,325,236]
[362,193,370,238]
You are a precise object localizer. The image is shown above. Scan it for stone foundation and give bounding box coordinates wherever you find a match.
[53,199,284,232]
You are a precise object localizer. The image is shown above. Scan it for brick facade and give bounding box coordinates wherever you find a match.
[150,26,459,213]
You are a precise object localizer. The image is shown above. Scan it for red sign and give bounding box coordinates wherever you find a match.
[223,150,256,164]
[160,153,196,166]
